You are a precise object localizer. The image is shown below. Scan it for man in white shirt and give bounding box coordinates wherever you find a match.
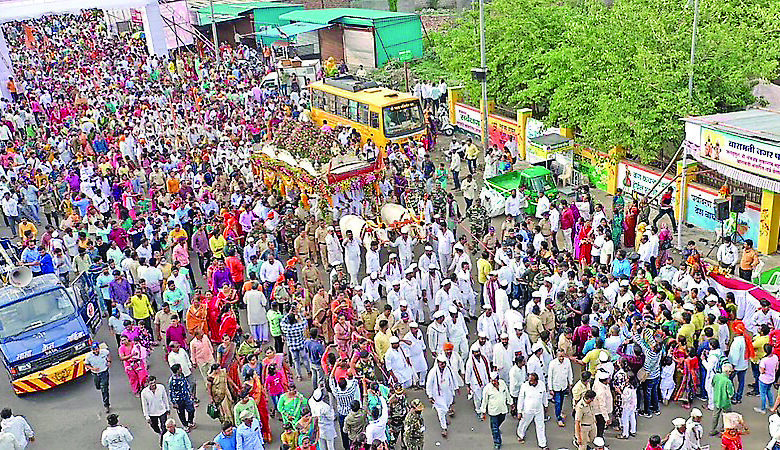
[259,253,284,285]
[516,372,548,448]
[465,343,492,414]
[100,414,133,450]
[535,192,551,219]
[391,231,416,270]
[492,334,514,383]
[0,409,32,449]
[716,235,739,274]
[477,304,502,344]
[385,336,414,388]
[547,350,573,427]
[140,377,171,443]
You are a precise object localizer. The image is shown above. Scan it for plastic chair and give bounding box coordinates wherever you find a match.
[763,270,780,294]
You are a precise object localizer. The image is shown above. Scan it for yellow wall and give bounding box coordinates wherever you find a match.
[759,190,780,254]
[447,86,463,126]
[516,108,532,160]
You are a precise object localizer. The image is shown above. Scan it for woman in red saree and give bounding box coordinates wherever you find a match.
[577,221,593,271]
[624,202,640,248]
[205,291,223,343]
[673,346,700,408]
[218,308,238,341]
[244,370,273,443]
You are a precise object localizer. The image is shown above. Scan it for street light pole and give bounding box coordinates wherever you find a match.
[209,0,219,62]
[478,0,489,153]
[687,0,699,102]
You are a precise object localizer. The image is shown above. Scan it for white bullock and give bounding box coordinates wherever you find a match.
[339,214,389,249]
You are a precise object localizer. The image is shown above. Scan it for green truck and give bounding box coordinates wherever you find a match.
[484,166,559,216]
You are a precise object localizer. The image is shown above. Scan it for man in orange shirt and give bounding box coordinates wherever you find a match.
[224,248,245,300]
[6,77,17,102]
[739,238,760,281]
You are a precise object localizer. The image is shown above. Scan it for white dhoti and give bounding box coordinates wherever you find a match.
[470,385,484,412]
[517,410,547,448]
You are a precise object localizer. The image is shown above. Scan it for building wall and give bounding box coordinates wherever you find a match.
[319,26,344,62]
[373,16,423,67]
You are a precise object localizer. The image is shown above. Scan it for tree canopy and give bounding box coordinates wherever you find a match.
[425,0,780,161]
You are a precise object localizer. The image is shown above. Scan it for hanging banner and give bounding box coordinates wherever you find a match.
[700,126,780,182]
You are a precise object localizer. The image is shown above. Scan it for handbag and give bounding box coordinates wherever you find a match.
[636,367,648,383]
[207,402,220,420]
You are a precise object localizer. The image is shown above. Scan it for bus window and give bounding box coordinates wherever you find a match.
[348,100,359,122]
[336,96,348,118]
[358,103,369,125]
[325,93,336,114]
[370,111,380,129]
[383,101,425,138]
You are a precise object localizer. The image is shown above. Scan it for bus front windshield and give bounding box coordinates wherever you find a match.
[383,101,424,138]
[0,289,76,339]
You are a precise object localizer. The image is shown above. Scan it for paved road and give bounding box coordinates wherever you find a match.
[0,132,774,449]
[0,315,774,450]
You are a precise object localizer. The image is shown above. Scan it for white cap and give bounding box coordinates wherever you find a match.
[327,226,334,231]
[454,243,464,251]
[683,303,695,311]
[478,331,488,339]
[312,388,323,402]
[471,343,481,352]
[433,310,446,319]
[597,371,610,380]
[370,272,378,279]
[436,354,447,363]
[404,267,414,274]
[490,371,499,380]
[483,303,493,310]
[531,290,542,298]
[511,300,520,308]
[409,321,419,328]
[691,408,703,418]
[389,253,397,258]
[425,245,433,251]
[532,342,544,353]
[592,437,605,447]
[429,263,437,270]
[620,280,630,287]
[599,351,609,362]
[392,280,401,286]
[672,417,687,427]
[400,300,408,307]
[389,336,400,344]
[448,305,458,313]
[442,279,452,287]
[489,270,499,276]
[499,279,509,287]
[500,332,509,339]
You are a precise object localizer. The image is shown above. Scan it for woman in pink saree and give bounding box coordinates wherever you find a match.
[117,335,148,396]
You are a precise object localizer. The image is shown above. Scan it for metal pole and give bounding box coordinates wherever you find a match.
[478,0,489,153]
[677,144,688,249]
[209,0,219,62]
[404,61,409,92]
[687,0,699,102]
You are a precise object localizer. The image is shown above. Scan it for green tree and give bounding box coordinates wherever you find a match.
[429,0,780,162]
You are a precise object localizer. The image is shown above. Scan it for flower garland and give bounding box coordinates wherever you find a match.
[270,119,342,166]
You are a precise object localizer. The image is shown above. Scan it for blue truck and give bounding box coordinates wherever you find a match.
[0,263,101,395]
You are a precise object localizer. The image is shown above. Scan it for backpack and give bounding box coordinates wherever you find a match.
[714,353,729,373]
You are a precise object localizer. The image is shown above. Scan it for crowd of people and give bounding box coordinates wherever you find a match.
[0,8,778,450]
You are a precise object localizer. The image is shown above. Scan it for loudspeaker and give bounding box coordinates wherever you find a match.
[9,266,32,288]
[731,192,746,214]
[714,199,730,221]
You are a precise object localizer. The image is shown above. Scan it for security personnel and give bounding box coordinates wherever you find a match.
[574,390,598,450]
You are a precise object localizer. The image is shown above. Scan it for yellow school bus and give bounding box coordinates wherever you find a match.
[308,76,426,147]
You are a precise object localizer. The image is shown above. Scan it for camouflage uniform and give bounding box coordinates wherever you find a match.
[432,186,448,215]
[403,406,425,450]
[405,180,426,214]
[387,393,409,448]
[467,203,488,239]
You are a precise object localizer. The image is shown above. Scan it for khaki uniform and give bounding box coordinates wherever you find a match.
[294,234,314,262]
[315,225,329,268]
[574,398,597,450]
[301,266,322,303]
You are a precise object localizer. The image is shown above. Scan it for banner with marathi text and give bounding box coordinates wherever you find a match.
[701,126,780,182]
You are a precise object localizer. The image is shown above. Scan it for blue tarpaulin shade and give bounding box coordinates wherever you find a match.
[257,22,330,39]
